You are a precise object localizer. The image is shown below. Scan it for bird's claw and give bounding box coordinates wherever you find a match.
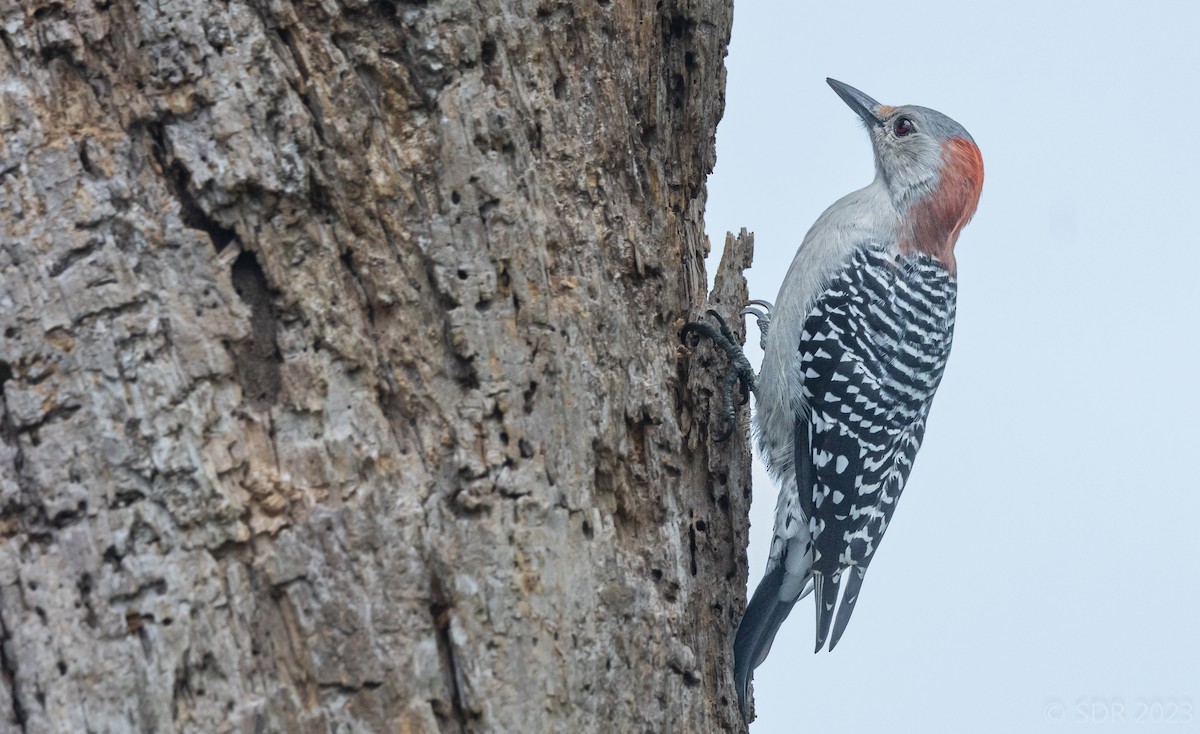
[746,298,774,312]
[679,309,758,442]
[740,299,773,350]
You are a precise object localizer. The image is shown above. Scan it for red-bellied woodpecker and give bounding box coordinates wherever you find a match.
[686,79,984,718]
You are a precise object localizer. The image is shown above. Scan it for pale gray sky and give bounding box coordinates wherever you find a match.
[704,2,1200,731]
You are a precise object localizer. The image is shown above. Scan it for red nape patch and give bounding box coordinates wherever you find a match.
[899,137,984,275]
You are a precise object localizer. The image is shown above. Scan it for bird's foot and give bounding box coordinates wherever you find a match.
[740,299,774,351]
[679,309,757,442]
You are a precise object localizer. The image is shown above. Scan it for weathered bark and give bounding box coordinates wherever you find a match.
[0,0,753,731]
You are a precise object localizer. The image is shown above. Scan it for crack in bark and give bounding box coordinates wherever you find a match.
[272,25,329,149]
[0,362,34,528]
[143,120,237,253]
[0,604,27,732]
[688,508,698,576]
[16,404,82,441]
[428,568,471,731]
[70,299,147,329]
[316,680,383,693]
[46,237,104,277]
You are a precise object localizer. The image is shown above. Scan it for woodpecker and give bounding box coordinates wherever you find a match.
[699,79,984,717]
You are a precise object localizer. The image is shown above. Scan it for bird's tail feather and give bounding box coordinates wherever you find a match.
[813,571,841,653]
[733,564,811,719]
[814,566,867,652]
[828,566,865,651]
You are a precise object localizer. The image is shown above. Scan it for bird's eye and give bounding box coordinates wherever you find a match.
[894,117,914,136]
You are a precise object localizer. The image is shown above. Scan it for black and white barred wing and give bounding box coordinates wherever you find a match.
[797,245,957,651]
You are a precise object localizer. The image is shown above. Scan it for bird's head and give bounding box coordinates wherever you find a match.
[827,78,984,273]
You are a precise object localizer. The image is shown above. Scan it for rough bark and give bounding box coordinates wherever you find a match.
[0,0,753,731]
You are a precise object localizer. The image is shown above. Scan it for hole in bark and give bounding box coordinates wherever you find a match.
[457,269,468,280]
[475,299,491,312]
[112,489,144,508]
[57,661,66,675]
[695,519,707,532]
[78,141,96,175]
[453,358,480,390]
[480,38,497,64]
[498,431,509,445]
[229,252,283,407]
[684,51,697,70]
[717,494,729,511]
[28,581,37,591]
[581,520,593,540]
[651,568,662,581]
[671,73,686,109]
[34,607,46,623]
[451,190,461,204]
[103,545,123,568]
[51,504,84,527]
[667,13,691,39]
[523,381,538,414]
[553,75,566,100]
[518,438,534,458]
[2,327,16,339]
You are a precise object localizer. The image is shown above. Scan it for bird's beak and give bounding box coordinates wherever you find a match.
[826,78,885,127]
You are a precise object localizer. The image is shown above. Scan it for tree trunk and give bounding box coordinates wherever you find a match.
[0,0,752,731]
